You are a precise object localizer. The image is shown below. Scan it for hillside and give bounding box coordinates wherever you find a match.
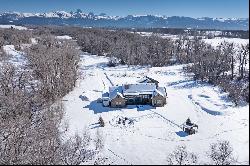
[0,26,249,165]
[62,53,249,164]
[0,11,248,30]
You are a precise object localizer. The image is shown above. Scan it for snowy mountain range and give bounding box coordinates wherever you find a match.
[0,10,248,30]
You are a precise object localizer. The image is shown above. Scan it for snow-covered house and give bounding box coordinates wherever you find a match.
[102,79,167,107]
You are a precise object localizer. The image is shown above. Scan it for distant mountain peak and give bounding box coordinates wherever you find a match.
[0,11,248,30]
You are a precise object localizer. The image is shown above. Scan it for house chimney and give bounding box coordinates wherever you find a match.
[124,84,129,89]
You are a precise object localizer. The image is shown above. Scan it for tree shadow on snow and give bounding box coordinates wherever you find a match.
[176,131,189,137]
[89,123,102,129]
[84,100,156,114]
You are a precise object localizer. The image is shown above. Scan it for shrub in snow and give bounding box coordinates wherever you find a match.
[94,156,109,165]
[116,116,134,127]
[95,129,104,151]
[14,44,21,51]
[107,59,116,67]
[208,140,237,165]
[107,57,120,67]
[79,95,89,101]
[167,145,198,165]
[120,59,126,65]
[99,116,105,127]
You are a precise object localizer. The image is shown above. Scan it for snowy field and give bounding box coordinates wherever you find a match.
[56,35,73,40]
[1,34,248,164]
[0,24,27,30]
[203,37,249,47]
[0,34,248,164]
[136,31,249,46]
[62,53,249,164]
[1,45,27,69]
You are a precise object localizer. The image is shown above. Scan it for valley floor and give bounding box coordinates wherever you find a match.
[62,53,249,165]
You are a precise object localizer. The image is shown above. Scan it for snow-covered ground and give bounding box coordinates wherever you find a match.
[136,31,249,46]
[2,45,27,68]
[56,35,73,40]
[0,24,27,30]
[62,53,249,164]
[135,31,180,40]
[203,37,249,47]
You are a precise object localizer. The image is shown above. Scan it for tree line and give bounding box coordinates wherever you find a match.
[0,28,104,164]
[40,26,249,104]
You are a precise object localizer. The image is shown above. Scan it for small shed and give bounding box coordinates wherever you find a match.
[137,76,159,87]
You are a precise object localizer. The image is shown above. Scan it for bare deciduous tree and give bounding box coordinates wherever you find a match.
[208,140,237,165]
[0,30,97,165]
[167,145,198,165]
[95,129,104,152]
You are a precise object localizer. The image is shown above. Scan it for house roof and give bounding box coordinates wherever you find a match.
[109,86,124,100]
[108,82,166,101]
[110,92,124,100]
[123,83,156,95]
[155,87,166,97]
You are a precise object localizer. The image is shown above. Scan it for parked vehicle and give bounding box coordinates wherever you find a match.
[182,118,198,135]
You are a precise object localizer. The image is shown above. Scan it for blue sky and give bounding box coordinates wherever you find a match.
[0,0,248,18]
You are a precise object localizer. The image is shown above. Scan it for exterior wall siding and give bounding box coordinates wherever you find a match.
[110,96,126,107]
[152,95,166,107]
[110,94,166,107]
[124,95,152,105]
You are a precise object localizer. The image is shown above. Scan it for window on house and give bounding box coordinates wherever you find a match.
[156,100,162,104]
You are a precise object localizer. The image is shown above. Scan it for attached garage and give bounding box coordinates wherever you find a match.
[110,93,126,108]
[152,90,166,107]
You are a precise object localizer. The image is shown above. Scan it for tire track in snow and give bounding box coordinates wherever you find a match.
[107,148,133,165]
[107,114,182,142]
[149,110,182,129]
[107,111,245,143]
[169,90,207,126]
[96,70,111,91]
[104,72,114,86]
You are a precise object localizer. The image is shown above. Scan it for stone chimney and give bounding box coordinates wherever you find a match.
[124,84,129,90]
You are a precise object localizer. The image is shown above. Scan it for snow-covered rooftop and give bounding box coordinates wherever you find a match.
[154,87,166,97]
[109,85,123,100]
[123,83,156,95]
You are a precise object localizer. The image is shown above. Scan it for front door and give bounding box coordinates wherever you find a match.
[135,96,142,104]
